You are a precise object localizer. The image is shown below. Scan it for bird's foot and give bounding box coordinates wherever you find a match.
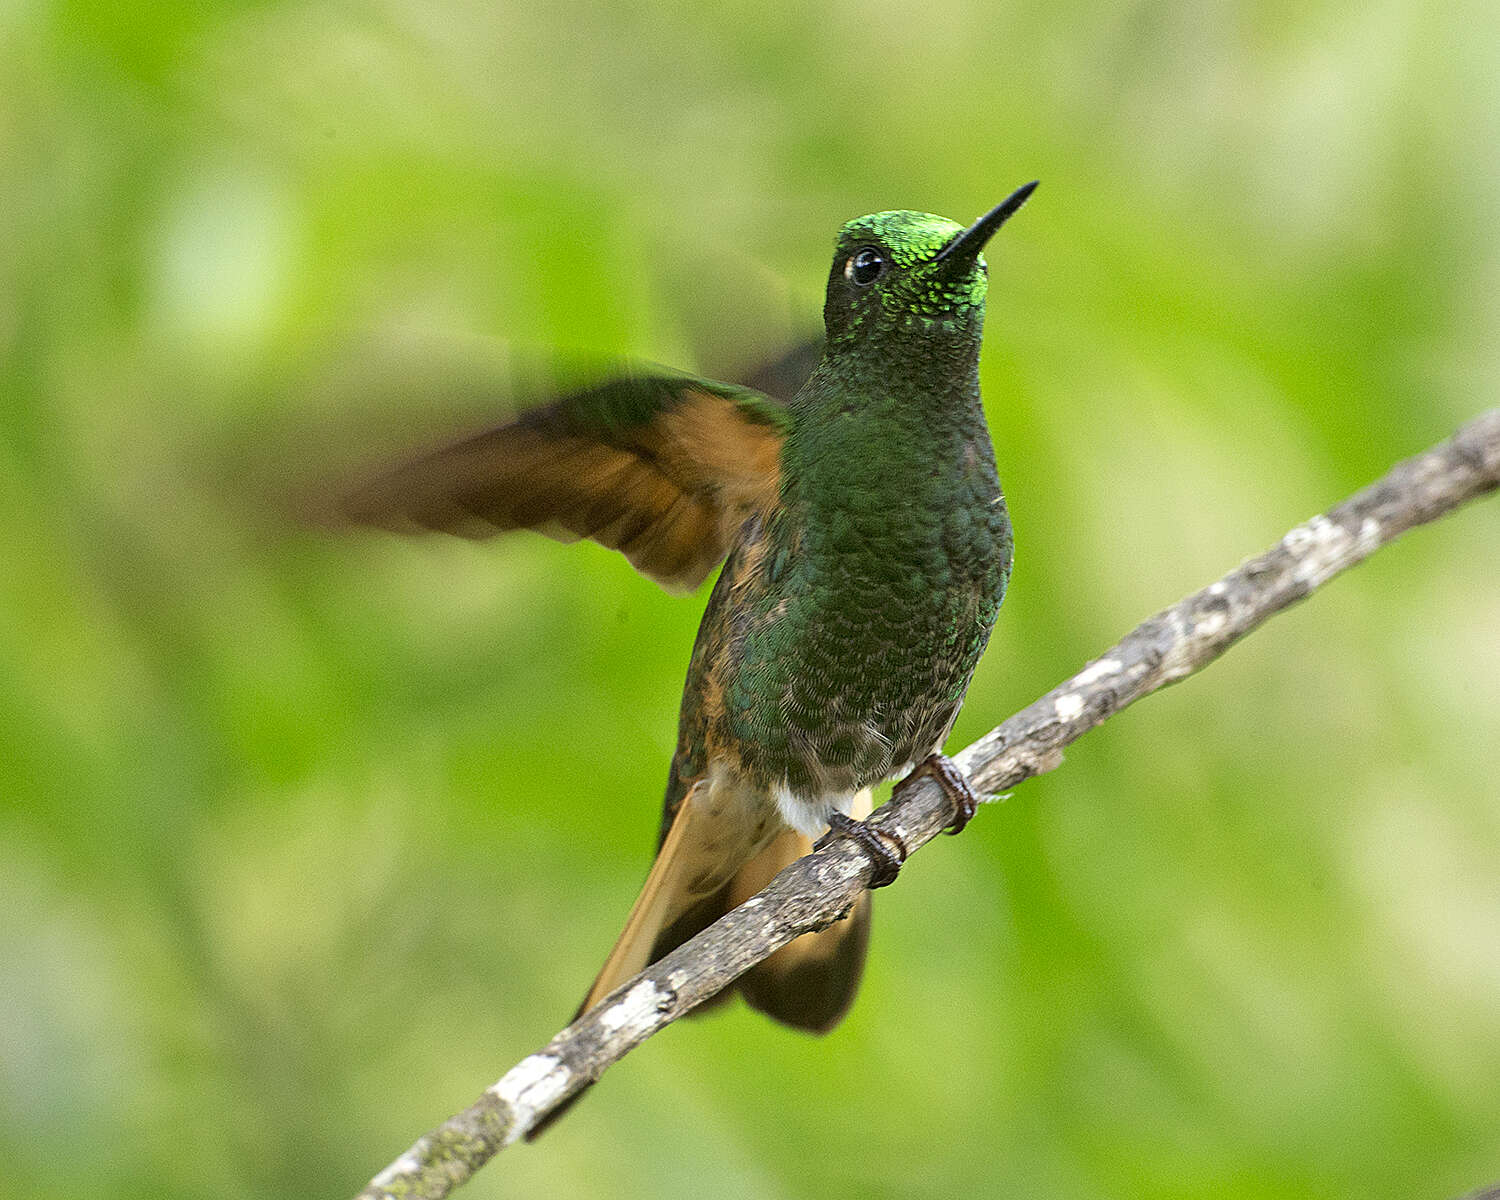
[814,812,908,888]
[900,753,982,835]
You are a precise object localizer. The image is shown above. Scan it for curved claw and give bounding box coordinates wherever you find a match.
[899,753,980,835]
[814,812,908,888]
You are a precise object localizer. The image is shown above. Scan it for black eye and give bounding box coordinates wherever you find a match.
[844,246,886,287]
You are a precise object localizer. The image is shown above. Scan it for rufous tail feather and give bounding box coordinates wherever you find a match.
[527,788,871,1139]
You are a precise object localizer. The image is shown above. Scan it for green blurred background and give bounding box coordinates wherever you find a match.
[4,1,1499,1197]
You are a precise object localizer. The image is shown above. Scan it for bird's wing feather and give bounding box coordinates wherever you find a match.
[341,373,790,592]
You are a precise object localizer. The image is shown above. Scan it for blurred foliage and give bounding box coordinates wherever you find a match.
[3,1,1499,1198]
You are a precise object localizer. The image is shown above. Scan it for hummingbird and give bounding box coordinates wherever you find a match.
[342,181,1035,1049]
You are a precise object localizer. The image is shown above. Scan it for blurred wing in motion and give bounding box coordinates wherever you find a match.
[341,371,791,592]
[738,339,821,403]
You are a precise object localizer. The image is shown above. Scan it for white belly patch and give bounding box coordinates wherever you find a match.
[772,784,874,838]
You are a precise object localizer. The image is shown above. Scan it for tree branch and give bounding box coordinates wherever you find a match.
[359,409,1500,1200]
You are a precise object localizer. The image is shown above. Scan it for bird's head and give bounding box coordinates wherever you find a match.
[822,181,1037,358]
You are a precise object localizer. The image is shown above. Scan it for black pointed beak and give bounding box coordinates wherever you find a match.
[932,180,1038,265]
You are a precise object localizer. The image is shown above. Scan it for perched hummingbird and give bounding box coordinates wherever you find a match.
[343,182,1035,1045]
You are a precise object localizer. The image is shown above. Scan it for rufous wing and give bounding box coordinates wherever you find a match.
[340,373,789,592]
